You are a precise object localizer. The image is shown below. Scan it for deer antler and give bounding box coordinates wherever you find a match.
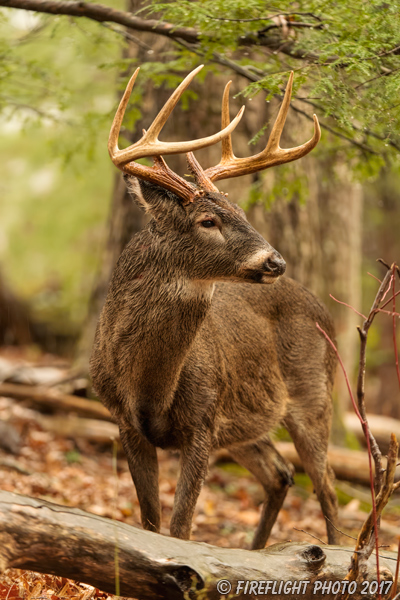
[198,72,321,183]
[108,65,245,203]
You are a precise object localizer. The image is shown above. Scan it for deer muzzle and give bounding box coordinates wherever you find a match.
[237,248,286,284]
[263,252,286,277]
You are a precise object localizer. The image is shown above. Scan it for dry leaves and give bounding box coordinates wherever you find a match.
[0,349,399,597]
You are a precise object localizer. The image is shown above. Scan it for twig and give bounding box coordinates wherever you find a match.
[329,294,367,320]
[318,266,400,596]
[0,0,202,43]
[378,258,392,270]
[352,435,399,599]
[377,309,400,318]
[324,517,357,542]
[368,272,382,284]
[287,93,400,153]
[356,268,395,487]
[294,110,379,154]
[316,323,363,422]
[355,67,400,90]
[380,289,400,311]
[0,458,33,476]
[353,269,398,590]
[352,264,400,593]
[99,21,155,52]
[206,12,324,23]
[317,318,380,597]
[293,528,327,545]
[259,21,324,32]
[364,45,400,60]
[381,274,395,304]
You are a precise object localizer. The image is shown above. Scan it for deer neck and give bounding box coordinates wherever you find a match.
[126,273,215,414]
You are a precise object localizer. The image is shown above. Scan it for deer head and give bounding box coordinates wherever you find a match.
[108,66,321,285]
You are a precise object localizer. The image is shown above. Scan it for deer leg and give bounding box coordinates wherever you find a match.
[230,437,295,550]
[119,426,161,533]
[285,410,339,545]
[170,434,211,540]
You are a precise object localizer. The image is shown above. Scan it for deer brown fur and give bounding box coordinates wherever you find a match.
[90,67,339,548]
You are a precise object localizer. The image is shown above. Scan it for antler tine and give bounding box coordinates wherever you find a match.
[204,71,321,183]
[186,152,219,193]
[186,81,236,192]
[145,64,204,143]
[108,67,140,161]
[109,66,245,168]
[108,67,247,203]
[220,81,235,163]
[264,70,293,152]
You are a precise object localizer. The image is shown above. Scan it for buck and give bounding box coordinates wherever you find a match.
[90,65,339,549]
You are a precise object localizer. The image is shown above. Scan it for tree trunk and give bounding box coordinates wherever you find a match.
[248,158,363,427]
[75,172,144,371]
[0,268,32,346]
[0,490,396,600]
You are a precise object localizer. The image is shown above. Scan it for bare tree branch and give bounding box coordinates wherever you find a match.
[206,12,325,24]
[0,0,326,61]
[258,21,324,32]
[0,0,201,42]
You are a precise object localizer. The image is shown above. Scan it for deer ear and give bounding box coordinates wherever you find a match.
[124,175,152,212]
[124,175,181,215]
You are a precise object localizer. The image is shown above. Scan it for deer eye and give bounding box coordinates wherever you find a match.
[201,220,216,228]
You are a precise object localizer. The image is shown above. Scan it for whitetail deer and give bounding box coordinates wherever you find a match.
[90,65,339,548]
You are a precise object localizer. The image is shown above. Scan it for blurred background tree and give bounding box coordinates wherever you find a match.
[0,0,399,419]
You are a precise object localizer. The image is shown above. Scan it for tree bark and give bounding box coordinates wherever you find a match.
[76,0,169,371]
[75,171,145,371]
[248,158,363,430]
[0,491,396,599]
[0,269,32,346]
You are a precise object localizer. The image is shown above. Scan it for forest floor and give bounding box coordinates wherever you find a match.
[0,348,400,599]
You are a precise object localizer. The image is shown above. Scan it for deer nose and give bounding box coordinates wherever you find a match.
[263,252,286,276]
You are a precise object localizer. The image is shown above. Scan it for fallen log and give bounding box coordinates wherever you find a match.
[31,412,383,485]
[215,443,392,487]
[37,413,119,444]
[1,381,399,486]
[4,406,389,486]
[345,413,400,453]
[2,381,399,454]
[275,443,386,487]
[0,490,396,600]
[0,382,111,421]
